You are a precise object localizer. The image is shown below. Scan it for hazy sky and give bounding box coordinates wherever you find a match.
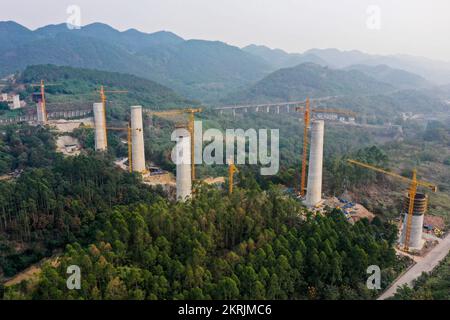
[1,0,450,61]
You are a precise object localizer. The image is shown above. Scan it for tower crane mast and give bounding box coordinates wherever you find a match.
[295,98,356,196]
[96,85,128,149]
[146,108,202,182]
[30,80,60,123]
[83,124,134,173]
[228,160,238,195]
[347,159,437,251]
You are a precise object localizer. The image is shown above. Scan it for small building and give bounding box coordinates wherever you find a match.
[65,144,79,154]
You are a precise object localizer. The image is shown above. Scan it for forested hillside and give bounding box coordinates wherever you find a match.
[19,65,195,113]
[0,122,408,300]
[2,184,401,300]
[0,126,165,277]
[226,63,394,104]
[344,64,430,89]
[0,125,56,175]
[0,22,270,101]
[221,62,447,118]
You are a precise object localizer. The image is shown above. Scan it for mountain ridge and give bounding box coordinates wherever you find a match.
[225,62,395,104]
[244,45,450,85]
[0,21,270,102]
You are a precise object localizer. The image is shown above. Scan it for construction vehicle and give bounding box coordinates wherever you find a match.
[434,228,444,237]
[228,160,238,195]
[96,85,128,149]
[347,159,437,252]
[296,98,356,197]
[145,108,202,183]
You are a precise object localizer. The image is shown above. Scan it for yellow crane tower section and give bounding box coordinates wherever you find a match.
[146,108,202,182]
[30,80,60,123]
[228,160,238,195]
[97,85,128,149]
[107,125,133,173]
[295,99,356,196]
[83,124,133,173]
[347,159,437,251]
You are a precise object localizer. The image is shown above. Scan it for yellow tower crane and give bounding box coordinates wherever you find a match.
[96,85,128,149]
[228,160,238,195]
[83,123,133,173]
[295,98,356,197]
[107,125,133,173]
[30,80,60,123]
[145,108,202,182]
[347,159,437,252]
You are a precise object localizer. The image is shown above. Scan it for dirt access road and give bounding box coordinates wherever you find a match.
[378,233,450,300]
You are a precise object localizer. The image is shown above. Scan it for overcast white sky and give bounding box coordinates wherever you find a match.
[1,0,449,61]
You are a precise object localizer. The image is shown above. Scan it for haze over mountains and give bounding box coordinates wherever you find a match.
[1,21,450,104]
[244,45,450,86]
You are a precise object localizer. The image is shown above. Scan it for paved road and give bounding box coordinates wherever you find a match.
[378,233,450,300]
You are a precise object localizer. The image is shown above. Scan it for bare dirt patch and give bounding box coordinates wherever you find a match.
[56,135,81,156]
[4,255,60,287]
[49,118,94,133]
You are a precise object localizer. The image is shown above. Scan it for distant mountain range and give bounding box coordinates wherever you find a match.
[242,44,329,69]
[0,21,269,102]
[223,63,449,116]
[1,21,450,105]
[343,64,430,90]
[245,45,450,86]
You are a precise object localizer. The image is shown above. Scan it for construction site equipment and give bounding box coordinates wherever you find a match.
[146,108,202,183]
[298,98,311,197]
[434,228,443,237]
[83,123,133,173]
[96,85,128,149]
[347,159,437,251]
[107,125,133,173]
[30,80,60,124]
[296,99,356,197]
[228,160,238,195]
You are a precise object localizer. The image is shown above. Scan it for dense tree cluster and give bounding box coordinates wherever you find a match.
[0,154,164,277]
[3,184,400,300]
[0,125,56,175]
